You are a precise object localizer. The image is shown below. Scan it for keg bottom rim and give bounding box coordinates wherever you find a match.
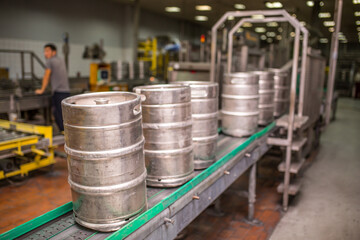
[147,171,195,188]
[222,128,257,138]
[194,158,216,170]
[73,202,147,232]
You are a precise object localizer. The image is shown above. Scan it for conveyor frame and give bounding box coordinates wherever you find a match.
[0,123,275,240]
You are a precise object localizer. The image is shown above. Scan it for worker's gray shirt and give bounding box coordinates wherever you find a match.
[46,55,70,93]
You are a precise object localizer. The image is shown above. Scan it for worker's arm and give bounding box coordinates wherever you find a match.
[35,69,51,94]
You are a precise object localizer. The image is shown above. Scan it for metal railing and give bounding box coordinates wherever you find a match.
[0,49,46,81]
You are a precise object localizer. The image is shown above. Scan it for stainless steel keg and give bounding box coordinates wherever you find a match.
[176,81,218,169]
[221,72,259,137]
[62,92,147,232]
[269,68,290,117]
[133,84,194,187]
[252,71,275,125]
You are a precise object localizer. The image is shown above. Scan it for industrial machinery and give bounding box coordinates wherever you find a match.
[0,120,55,180]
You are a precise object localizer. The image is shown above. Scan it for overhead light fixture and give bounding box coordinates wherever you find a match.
[319,12,331,18]
[228,16,235,20]
[355,11,360,16]
[324,21,335,27]
[290,32,295,37]
[243,22,253,27]
[265,2,283,8]
[195,16,208,21]
[300,21,306,26]
[252,14,265,19]
[291,14,297,18]
[320,1,324,6]
[357,20,360,25]
[278,27,283,32]
[306,1,314,7]
[266,32,276,37]
[255,27,266,33]
[165,7,181,12]
[237,28,244,33]
[319,38,328,43]
[195,5,212,11]
[353,0,360,4]
[276,35,282,40]
[267,22,279,27]
[260,35,267,40]
[234,4,246,10]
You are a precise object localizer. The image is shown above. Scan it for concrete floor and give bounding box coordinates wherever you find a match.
[270,98,360,240]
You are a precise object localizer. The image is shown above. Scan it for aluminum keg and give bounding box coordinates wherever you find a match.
[221,72,259,137]
[133,84,194,187]
[62,92,147,232]
[269,68,290,117]
[176,81,219,170]
[252,71,275,125]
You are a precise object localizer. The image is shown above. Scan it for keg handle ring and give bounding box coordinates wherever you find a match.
[133,104,142,115]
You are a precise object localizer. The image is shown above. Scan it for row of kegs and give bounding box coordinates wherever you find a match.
[61,68,289,232]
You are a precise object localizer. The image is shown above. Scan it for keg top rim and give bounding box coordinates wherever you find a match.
[175,81,218,87]
[251,71,275,76]
[62,91,140,107]
[267,68,289,75]
[133,84,190,91]
[224,72,257,78]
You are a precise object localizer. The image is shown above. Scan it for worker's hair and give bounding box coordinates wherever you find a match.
[44,43,57,51]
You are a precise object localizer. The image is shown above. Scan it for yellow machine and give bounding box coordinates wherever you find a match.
[89,63,128,92]
[138,38,158,76]
[0,120,55,180]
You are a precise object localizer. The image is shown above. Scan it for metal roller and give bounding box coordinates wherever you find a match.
[221,72,259,137]
[62,92,147,232]
[134,84,194,187]
[176,81,219,170]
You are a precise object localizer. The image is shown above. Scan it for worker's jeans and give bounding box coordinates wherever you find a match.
[52,91,70,132]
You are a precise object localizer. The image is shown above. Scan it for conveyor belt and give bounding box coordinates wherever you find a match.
[0,123,275,240]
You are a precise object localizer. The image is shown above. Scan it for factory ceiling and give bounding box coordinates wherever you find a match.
[120,0,359,44]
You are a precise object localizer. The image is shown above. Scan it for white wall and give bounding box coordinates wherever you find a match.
[0,0,207,79]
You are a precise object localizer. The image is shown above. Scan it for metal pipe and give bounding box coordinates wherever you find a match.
[133,0,141,62]
[325,0,343,125]
[210,10,289,82]
[248,163,256,221]
[298,31,309,116]
[283,27,301,211]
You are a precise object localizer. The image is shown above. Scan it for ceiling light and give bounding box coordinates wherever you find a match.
[267,22,279,27]
[266,32,276,37]
[255,27,266,33]
[228,16,235,20]
[237,28,244,33]
[290,32,295,37]
[306,1,314,7]
[319,38,328,43]
[353,0,360,4]
[324,21,335,27]
[252,14,265,19]
[165,7,181,12]
[260,35,267,40]
[265,2,283,8]
[300,21,306,26]
[320,1,324,6]
[329,27,334,32]
[243,22,253,27]
[355,11,360,16]
[278,27,283,32]
[195,5,212,11]
[195,16,208,21]
[234,4,246,9]
[357,21,360,25]
[276,35,282,40]
[291,14,297,18]
[319,12,331,18]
